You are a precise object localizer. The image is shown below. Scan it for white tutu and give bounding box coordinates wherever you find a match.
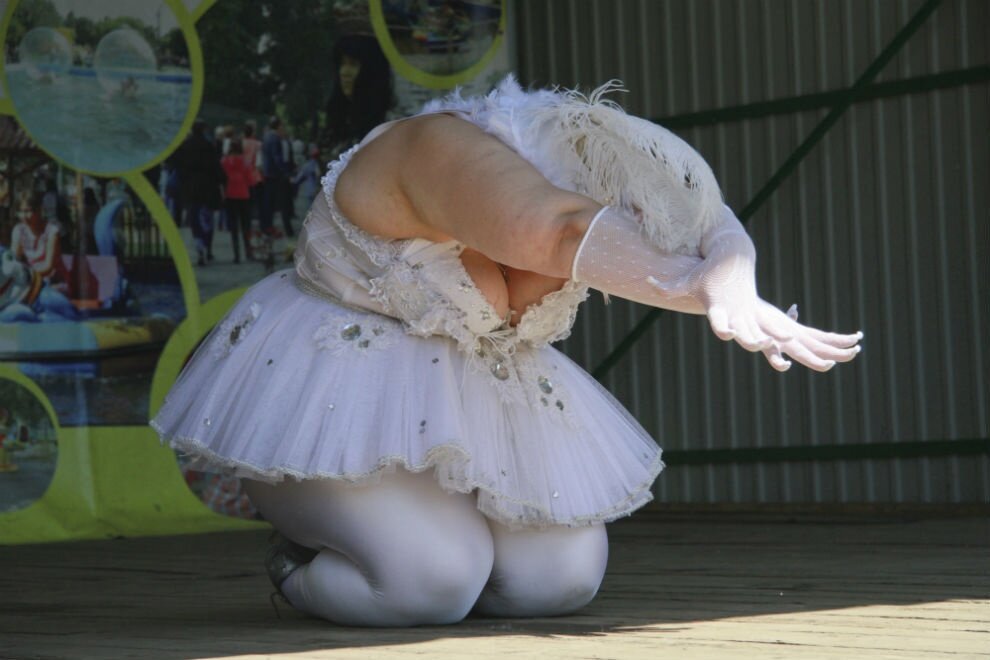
[152,271,664,529]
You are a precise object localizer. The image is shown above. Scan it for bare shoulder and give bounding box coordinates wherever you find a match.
[336,113,598,276]
[334,114,491,242]
[332,117,432,241]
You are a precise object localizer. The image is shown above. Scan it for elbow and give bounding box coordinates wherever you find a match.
[538,203,600,279]
[506,191,600,278]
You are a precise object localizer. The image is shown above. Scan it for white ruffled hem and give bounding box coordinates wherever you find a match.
[161,428,664,529]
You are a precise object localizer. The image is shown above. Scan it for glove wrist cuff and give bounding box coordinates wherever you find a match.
[571,205,612,281]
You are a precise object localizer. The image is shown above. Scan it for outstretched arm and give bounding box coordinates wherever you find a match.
[572,205,862,371]
[339,114,861,371]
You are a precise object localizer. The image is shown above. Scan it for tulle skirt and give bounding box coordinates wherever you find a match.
[151,271,663,528]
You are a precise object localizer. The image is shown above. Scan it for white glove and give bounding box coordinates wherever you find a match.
[568,206,706,314]
[572,206,862,372]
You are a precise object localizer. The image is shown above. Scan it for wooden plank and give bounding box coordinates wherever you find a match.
[0,514,986,659]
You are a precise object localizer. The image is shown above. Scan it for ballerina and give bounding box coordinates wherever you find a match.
[153,78,861,626]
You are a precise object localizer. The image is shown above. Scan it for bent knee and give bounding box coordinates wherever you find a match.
[477,523,608,617]
[378,535,494,625]
[549,571,603,615]
[479,563,604,617]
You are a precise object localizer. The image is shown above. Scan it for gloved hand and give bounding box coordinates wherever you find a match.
[572,205,862,371]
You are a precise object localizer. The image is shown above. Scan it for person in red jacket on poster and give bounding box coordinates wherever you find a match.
[221,138,253,264]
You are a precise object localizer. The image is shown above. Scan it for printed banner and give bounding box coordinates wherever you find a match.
[0,0,509,543]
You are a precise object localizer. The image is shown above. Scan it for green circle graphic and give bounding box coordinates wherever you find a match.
[370,0,506,90]
[0,367,60,515]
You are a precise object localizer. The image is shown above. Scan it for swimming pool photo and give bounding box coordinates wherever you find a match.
[6,63,192,174]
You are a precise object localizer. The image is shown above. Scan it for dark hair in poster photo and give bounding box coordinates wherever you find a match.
[322,33,393,158]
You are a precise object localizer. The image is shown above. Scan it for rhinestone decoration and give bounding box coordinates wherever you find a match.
[204,418,211,426]
[480,309,492,321]
[228,324,244,345]
[556,400,565,411]
[328,404,335,410]
[491,361,510,381]
[212,303,261,359]
[552,490,560,499]
[458,280,472,292]
[432,357,440,364]
[419,420,427,434]
[267,359,274,365]
[537,376,553,394]
[541,397,548,406]
[341,323,362,340]
[323,245,346,260]
[315,313,398,355]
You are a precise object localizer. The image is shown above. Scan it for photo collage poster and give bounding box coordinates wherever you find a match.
[0,0,509,542]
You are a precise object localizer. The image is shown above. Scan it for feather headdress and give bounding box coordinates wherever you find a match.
[422,76,723,256]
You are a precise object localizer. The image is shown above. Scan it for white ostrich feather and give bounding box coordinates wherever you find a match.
[422,76,723,255]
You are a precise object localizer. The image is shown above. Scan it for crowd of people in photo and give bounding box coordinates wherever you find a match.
[161,27,395,273]
[164,116,323,269]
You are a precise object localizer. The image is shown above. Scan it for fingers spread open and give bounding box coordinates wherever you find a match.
[801,325,863,348]
[800,333,862,362]
[744,316,775,351]
[707,306,735,341]
[781,339,837,372]
[729,315,765,351]
[754,303,796,342]
[762,343,792,372]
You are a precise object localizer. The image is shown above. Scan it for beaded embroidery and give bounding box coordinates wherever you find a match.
[313,310,400,356]
[211,303,261,359]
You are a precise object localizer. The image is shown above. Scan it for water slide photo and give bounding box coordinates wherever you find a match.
[2,0,194,175]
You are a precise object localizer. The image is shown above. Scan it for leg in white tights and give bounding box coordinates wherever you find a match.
[474,520,608,617]
[244,469,609,625]
[243,470,494,627]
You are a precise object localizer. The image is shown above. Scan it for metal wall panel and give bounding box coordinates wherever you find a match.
[514,0,989,503]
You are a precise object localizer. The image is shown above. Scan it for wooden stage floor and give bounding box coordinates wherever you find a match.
[1,512,987,659]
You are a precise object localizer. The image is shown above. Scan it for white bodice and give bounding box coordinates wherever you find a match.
[293,144,589,373]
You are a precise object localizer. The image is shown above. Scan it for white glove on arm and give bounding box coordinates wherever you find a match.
[571,206,862,372]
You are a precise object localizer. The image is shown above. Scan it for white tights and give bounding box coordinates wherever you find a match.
[242,469,608,626]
